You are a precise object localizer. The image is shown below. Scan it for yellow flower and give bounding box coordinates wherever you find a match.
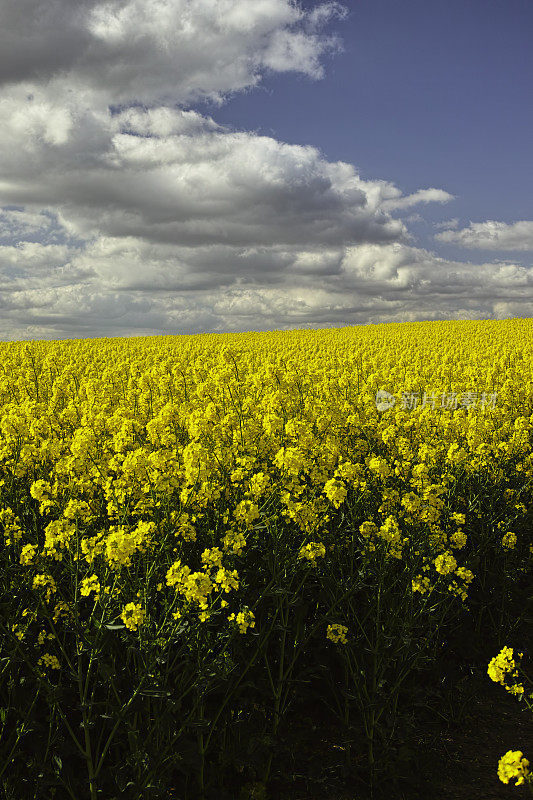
[434,551,457,575]
[367,456,391,479]
[53,601,73,623]
[105,521,154,570]
[412,575,431,594]
[80,575,101,598]
[249,472,271,497]
[488,646,517,684]
[43,519,75,560]
[488,646,525,696]
[234,500,260,527]
[11,624,25,641]
[359,521,379,538]
[222,529,247,555]
[273,447,306,476]
[502,531,517,549]
[454,567,474,584]
[201,547,223,569]
[32,573,57,603]
[80,534,106,565]
[177,572,213,607]
[298,541,326,562]
[326,624,348,644]
[323,478,347,509]
[449,529,467,549]
[120,602,146,632]
[30,480,52,502]
[37,630,55,646]
[497,751,530,786]
[214,568,239,593]
[228,609,255,634]
[38,653,61,671]
[166,559,191,588]
[20,543,37,565]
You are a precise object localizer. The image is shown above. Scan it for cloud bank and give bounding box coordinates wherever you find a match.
[435,220,533,251]
[0,0,531,339]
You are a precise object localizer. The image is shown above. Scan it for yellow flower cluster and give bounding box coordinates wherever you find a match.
[488,646,525,697]
[37,653,61,671]
[488,647,533,790]
[80,574,101,598]
[20,543,37,565]
[37,629,55,646]
[497,751,530,786]
[32,574,57,604]
[411,575,431,594]
[326,624,348,644]
[434,551,457,575]
[228,609,255,634]
[120,602,146,632]
[104,521,156,570]
[298,541,326,562]
[323,478,347,509]
[0,508,23,546]
[502,531,517,549]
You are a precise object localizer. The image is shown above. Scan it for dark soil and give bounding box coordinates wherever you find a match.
[416,667,533,800]
[256,661,533,800]
[253,615,533,800]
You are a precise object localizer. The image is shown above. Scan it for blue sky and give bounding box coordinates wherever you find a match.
[0,0,531,339]
[201,0,533,264]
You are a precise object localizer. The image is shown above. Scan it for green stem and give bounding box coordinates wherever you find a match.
[78,648,97,800]
[94,674,149,779]
[0,687,41,781]
[263,596,289,784]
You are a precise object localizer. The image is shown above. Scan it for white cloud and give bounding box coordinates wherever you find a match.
[0,101,414,249]
[493,300,533,318]
[0,237,530,340]
[0,0,529,340]
[0,94,528,338]
[0,0,345,107]
[0,242,71,271]
[0,208,55,239]
[380,187,455,212]
[303,1,348,32]
[435,219,533,251]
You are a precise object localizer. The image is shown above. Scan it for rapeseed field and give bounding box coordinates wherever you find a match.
[0,318,532,799]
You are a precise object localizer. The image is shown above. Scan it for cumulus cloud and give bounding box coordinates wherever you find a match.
[0,0,529,340]
[0,236,531,340]
[0,0,346,106]
[435,219,533,251]
[380,187,455,212]
[0,242,71,272]
[0,100,415,249]
[0,94,529,339]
